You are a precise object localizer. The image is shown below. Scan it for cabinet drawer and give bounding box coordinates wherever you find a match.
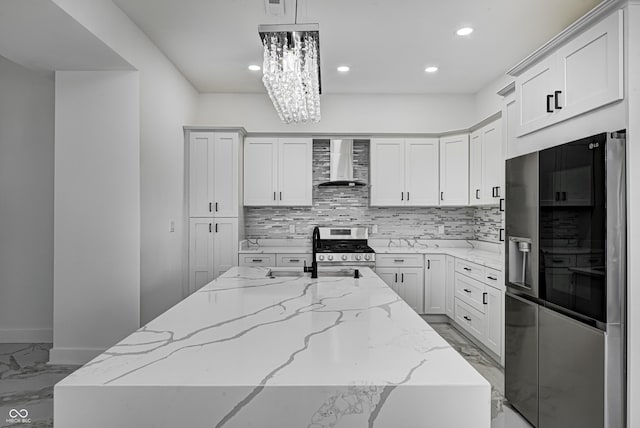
[455,298,485,341]
[239,254,276,267]
[543,254,576,268]
[484,267,504,290]
[376,254,424,268]
[276,253,312,267]
[576,254,603,267]
[455,272,486,313]
[455,259,485,282]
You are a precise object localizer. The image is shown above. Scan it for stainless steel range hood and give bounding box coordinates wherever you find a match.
[318,139,366,187]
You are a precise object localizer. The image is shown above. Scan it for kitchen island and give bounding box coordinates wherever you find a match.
[55,267,490,427]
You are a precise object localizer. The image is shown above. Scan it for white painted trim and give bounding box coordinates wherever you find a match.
[49,347,105,365]
[0,328,53,343]
[507,0,625,76]
[496,81,515,97]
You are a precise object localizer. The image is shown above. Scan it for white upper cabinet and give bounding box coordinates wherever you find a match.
[469,119,504,205]
[514,9,623,136]
[370,138,439,206]
[244,137,312,206]
[439,134,469,206]
[189,131,240,218]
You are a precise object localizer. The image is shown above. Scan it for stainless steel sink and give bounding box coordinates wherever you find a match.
[266,268,361,278]
[266,270,306,278]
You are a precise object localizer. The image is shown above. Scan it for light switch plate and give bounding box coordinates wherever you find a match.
[438,225,445,234]
[289,224,295,233]
[372,225,378,234]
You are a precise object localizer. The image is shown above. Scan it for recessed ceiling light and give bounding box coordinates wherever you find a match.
[425,66,439,73]
[456,27,474,36]
[337,65,350,72]
[248,64,261,71]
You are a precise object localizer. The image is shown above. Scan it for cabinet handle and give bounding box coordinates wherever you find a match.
[395,273,398,283]
[427,260,431,269]
[464,316,472,322]
[499,198,505,212]
[289,259,300,262]
[546,94,554,113]
[279,192,282,200]
[499,228,505,242]
[394,259,405,263]
[209,223,212,233]
[555,191,560,201]
[588,258,599,263]
[215,223,218,233]
[401,273,404,283]
[463,288,472,293]
[215,202,219,212]
[562,191,567,201]
[463,267,472,271]
[552,259,564,263]
[440,191,444,201]
[407,192,410,201]
[495,186,501,197]
[483,292,488,305]
[487,276,497,281]
[273,192,276,201]
[476,189,480,200]
[252,259,263,262]
[554,90,562,110]
[209,202,212,212]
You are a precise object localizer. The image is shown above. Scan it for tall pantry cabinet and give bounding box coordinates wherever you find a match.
[187,129,244,295]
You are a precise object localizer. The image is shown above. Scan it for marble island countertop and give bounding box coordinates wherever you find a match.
[56,267,490,428]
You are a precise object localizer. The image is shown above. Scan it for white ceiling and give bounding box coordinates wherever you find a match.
[112,0,602,94]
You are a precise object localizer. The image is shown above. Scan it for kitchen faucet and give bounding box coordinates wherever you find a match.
[304,226,320,278]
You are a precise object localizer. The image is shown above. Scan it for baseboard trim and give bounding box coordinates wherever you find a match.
[0,328,53,343]
[48,347,105,365]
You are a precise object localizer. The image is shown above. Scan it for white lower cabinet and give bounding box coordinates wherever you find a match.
[189,218,239,294]
[376,267,424,314]
[424,254,446,314]
[445,256,455,319]
[453,262,504,362]
[238,253,312,268]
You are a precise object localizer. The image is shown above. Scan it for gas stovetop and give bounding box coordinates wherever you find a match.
[313,227,376,264]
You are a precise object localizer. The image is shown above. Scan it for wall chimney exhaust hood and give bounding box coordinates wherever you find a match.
[318,139,366,187]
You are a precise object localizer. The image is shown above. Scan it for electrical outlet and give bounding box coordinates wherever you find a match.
[438,225,445,234]
[372,225,378,234]
[289,224,296,234]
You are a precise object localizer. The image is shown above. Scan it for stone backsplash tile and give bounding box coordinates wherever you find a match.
[245,140,502,241]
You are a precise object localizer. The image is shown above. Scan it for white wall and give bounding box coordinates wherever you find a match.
[50,71,140,365]
[474,74,513,123]
[52,0,199,324]
[0,56,55,342]
[196,93,476,133]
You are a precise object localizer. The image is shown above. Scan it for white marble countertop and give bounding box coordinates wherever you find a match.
[56,267,490,427]
[240,239,504,270]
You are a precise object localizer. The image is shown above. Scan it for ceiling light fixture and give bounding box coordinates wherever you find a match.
[258,0,321,124]
[248,64,261,71]
[425,66,439,73]
[456,27,474,36]
[337,66,350,72]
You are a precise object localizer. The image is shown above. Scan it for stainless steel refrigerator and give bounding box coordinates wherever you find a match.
[504,132,626,428]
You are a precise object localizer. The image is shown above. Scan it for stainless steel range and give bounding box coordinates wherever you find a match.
[314,227,375,265]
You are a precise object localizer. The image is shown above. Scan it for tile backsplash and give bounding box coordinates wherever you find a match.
[245,140,502,242]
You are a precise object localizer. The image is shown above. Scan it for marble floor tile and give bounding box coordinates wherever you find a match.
[426,321,533,428]
[0,344,78,428]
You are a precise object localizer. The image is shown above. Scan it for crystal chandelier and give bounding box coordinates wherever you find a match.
[258,23,322,124]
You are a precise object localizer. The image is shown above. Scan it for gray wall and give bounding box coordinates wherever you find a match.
[0,56,55,342]
[245,141,502,242]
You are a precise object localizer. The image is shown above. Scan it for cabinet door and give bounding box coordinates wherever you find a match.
[482,120,503,204]
[189,132,215,217]
[445,256,455,319]
[213,217,238,279]
[278,138,313,206]
[399,268,424,314]
[439,134,469,206]
[405,139,439,206]
[376,268,398,292]
[189,218,214,294]
[469,130,483,204]
[484,285,503,357]
[516,56,558,136]
[244,138,278,206]
[556,10,622,123]
[370,139,404,206]
[213,133,239,217]
[424,255,446,314]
